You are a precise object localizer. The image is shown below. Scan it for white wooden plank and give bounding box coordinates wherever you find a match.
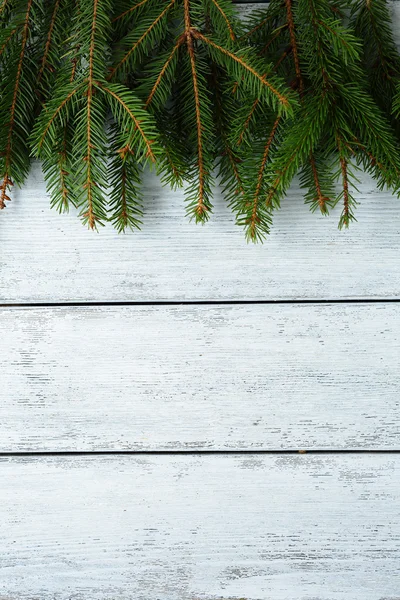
[2,4,400,304]
[1,2,400,304]
[2,164,400,303]
[0,454,399,600]
[1,303,399,451]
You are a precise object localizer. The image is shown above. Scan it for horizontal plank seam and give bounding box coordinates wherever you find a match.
[1,298,400,309]
[1,450,400,457]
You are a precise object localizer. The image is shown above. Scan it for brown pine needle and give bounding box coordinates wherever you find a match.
[0,176,12,209]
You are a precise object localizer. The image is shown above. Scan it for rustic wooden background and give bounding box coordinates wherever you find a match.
[1,3,400,599]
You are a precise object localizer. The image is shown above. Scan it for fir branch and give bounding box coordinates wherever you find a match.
[283,2,327,214]
[34,83,84,153]
[239,13,274,41]
[309,153,329,213]
[115,0,293,225]
[160,143,185,188]
[112,0,153,23]
[336,132,358,228]
[83,0,100,228]
[351,0,400,130]
[0,0,35,209]
[32,0,160,230]
[237,97,259,146]
[108,0,176,79]
[185,0,208,220]
[208,0,235,41]
[247,114,281,241]
[99,82,156,161]
[287,0,328,213]
[37,0,61,88]
[259,23,287,57]
[212,63,245,213]
[108,124,143,232]
[285,0,302,94]
[1,0,399,238]
[0,28,17,57]
[35,33,80,214]
[274,45,293,70]
[339,154,350,225]
[192,30,292,112]
[41,125,75,213]
[144,35,185,108]
[267,95,329,209]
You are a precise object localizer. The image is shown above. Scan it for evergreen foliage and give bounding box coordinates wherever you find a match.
[351,0,400,132]
[0,0,43,208]
[31,0,159,230]
[236,0,400,240]
[111,0,293,221]
[0,0,400,239]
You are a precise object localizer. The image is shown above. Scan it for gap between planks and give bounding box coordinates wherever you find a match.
[1,450,400,457]
[1,298,400,308]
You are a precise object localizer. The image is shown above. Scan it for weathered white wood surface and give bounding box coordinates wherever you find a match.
[1,303,399,451]
[1,4,400,598]
[2,165,400,303]
[0,454,399,600]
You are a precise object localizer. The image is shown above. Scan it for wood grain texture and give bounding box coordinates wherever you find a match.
[2,164,400,303]
[1,5,400,597]
[0,454,399,600]
[2,303,399,451]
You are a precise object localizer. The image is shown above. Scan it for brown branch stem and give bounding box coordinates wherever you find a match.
[185,0,206,217]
